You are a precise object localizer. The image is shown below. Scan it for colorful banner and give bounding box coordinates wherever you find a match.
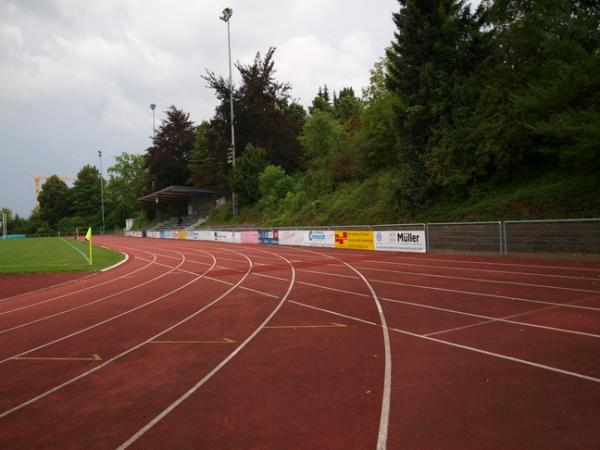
[258,230,279,245]
[177,230,186,240]
[304,230,334,247]
[334,230,374,250]
[374,230,426,253]
[279,230,304,246]
[239,231,259,244]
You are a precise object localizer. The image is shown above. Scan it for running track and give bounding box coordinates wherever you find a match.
[0,236,599,449]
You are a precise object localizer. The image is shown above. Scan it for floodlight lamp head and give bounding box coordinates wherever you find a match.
[220,8,232,22]
[150,103,156,110]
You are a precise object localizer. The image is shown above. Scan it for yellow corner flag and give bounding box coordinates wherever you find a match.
[85,227,92,265]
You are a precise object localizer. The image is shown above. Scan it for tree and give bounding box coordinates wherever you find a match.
[70,165,103,228]
[227,144,269,206]
[258,165,294,211]
[145,106,195,191]
[332,87,362,123]
[106,152,148,228]
[202,48,305,172]
[38,175,70,228]
[299,110,349,187]
[384,0,482,208]
[187,121,228,192]
[309,86,333,115]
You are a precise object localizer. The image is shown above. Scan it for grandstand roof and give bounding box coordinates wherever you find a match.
[139,185,214,203]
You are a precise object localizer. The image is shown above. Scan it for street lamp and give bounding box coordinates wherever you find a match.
[98,150,105,234]
[220,7,237,216]
[150,104,156,143]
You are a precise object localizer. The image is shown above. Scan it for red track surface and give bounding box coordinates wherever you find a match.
[0,236,599,449]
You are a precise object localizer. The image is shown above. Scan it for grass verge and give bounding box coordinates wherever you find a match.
[0,237,124,274]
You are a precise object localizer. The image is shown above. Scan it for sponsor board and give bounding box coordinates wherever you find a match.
[177,230,186,240]
[147,231,161,239]
[374,230,426,253]
[239,231,259,244]
[279,230,304,246]
[159,231,167,239]
[258,230,279,245]
[305,230,334,247]
[213,231,235,243]
[334,230,374,250]
[187,230,214,241]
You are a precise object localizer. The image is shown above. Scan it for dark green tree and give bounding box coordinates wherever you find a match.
[202,48,305,172]
[70,165,103,227]
[227,144,269,206]
[145,106,195,191]
[332,87,362,123]
[386,0,479,209]
[106,152,148,228]
[37,175,70,228]
[187,121,228,193]
[309,86,333,115]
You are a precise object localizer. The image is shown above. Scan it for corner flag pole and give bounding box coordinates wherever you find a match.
[85,227,93,265]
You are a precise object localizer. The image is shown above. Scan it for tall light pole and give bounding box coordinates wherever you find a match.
[98,150,105,234]
[220,7,237,216]
[150,104,156,143]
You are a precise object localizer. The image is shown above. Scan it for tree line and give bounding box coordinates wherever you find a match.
[4,0,599,233]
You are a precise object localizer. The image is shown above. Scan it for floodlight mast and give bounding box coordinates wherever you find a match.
[220,7,237,216]
[150,104,156,142]
[98,150,105,234]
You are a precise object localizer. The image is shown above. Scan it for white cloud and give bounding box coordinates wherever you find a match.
[0,0,400,216]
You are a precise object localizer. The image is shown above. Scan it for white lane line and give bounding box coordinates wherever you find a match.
[0,250,241,418]
[0,252,206,365]
[423,295,600,338]
[0,249,152,315]
[354,264,600,294]
[145,252,600,341]
[59,237,89,264]
[364,256,600,276]
[288,301,600,384]
[101,251,129,272]
[371,278,600,312]
[117,248,296,449]
[0,252,187,336]
[239,244,600,277]
[288,247,392,450]
[360,259,600,283]
[0,272,98,303]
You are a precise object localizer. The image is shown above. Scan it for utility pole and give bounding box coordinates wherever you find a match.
[220,7,237,216]
[98,150,105,234]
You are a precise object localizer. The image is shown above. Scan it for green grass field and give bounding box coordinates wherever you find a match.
[0,237,124,274]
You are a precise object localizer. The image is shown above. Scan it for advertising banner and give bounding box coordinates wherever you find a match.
[187,230,213,241]
[213,231,235,243]
[258,230,279,245]
[147,231,161,239]
[159,231,167,239]
[374,230,426,253]
[279,230,304,246]
[239,231,259,244]
[334,230,374,250]
[304,230,335,247]
[176,230,186,240]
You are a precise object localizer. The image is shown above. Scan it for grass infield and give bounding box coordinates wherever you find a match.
[0,237,124,274]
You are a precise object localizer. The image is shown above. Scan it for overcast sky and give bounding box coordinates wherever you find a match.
[0,0,479,217]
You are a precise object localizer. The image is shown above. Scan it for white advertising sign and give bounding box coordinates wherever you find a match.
[187,230,213,241]
[213,231,235,243]
[373,230,426,253]
[304,230,335,247]
[279,230,304,246]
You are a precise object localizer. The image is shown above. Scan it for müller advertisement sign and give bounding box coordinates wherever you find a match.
[374,230,426,253]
